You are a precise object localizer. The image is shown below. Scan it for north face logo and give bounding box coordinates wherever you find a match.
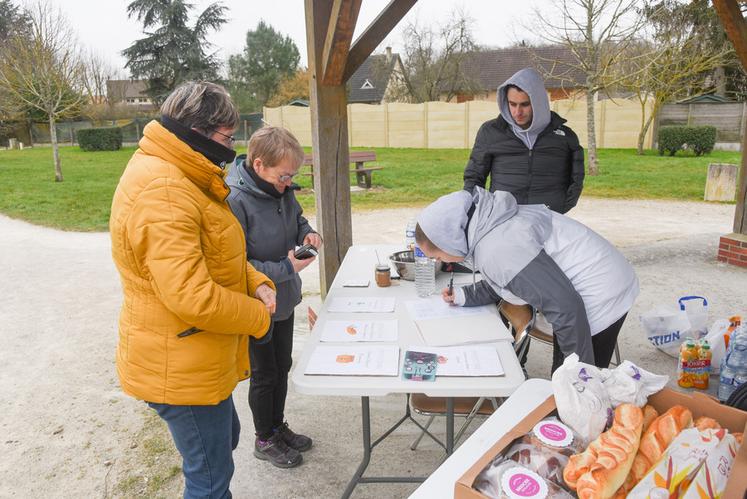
[553,129,566,136]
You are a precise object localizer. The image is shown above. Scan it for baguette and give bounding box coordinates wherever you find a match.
[613,404,693,497]
[563,404,643,498]
[694,416,720,431]
[574,404,643,499]
[641,405,658,433]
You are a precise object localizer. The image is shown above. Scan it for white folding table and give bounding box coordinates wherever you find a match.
[291,245,525,498]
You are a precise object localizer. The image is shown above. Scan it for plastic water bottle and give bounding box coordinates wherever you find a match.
[414,245,436,297]
[718,328,747,401]
[405,219,417,250]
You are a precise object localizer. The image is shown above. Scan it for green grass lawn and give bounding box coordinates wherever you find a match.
[0,145,740,231]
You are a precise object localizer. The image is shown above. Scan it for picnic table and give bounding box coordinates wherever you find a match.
[302,151,383,189]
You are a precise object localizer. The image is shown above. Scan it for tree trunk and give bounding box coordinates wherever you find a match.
[637,109,656,155]
[49,115,63,182]
[586,88,598,176]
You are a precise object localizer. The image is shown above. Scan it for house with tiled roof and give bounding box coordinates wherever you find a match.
[347,47,407,104]
[106,79,156,111]
[447,45,587,103]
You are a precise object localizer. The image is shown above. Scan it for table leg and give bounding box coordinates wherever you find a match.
[446,397,455,455]
[341,397,372,499]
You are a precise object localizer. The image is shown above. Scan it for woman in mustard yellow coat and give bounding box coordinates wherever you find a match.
[110,81,274,499]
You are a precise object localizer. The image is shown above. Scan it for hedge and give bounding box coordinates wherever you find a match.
[77,127,123,151]
[657,125,717,157]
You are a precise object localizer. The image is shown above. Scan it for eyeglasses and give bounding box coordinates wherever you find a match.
[211,129,235,146]
[278,172,299,182]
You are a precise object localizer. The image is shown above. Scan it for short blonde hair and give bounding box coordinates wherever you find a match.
[160,81,239,133]
[248,126,304,169]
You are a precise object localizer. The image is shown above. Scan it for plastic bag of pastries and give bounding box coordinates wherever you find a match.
[680,431,739,499]
[475,460,574,499]
[503,417,584,490]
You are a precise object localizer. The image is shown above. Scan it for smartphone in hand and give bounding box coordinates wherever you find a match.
[294,243,318,260]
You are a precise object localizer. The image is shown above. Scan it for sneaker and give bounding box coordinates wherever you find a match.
[276,422,313,452]
[253,433,302,468]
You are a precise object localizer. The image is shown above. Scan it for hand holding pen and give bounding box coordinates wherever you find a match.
[441,269,456,306]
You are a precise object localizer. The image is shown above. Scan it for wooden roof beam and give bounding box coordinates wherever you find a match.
[713,0,747,69]
[343,0,417,82]
[321,0,362,86]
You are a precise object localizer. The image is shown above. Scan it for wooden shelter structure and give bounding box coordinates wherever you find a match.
[714,1,747,266]
[305,0,417,296]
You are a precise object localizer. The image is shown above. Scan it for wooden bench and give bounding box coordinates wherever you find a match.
[302,151,383,189]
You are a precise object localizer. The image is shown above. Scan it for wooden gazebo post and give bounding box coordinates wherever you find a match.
[714,0,747,267]
[305,0,417,296]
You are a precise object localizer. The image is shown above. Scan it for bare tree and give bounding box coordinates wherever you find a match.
[0,2,85,181]
[82,50,115,105]
[617,1,732,154]
[386,9,481,103]
[531,0,645,175]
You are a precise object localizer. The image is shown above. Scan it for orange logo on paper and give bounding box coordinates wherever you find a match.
[345,325,358,335]
[336,354,355,363]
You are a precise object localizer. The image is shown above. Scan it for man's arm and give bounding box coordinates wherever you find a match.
[563,127,585,213]
[504,250,594,365]
[453,280,501,306]
[463,123,493,193]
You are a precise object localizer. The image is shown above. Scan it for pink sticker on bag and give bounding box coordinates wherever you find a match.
[501,467,549,499]
[532,420,574,448]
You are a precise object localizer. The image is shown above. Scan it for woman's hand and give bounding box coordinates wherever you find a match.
[304,232,323,248]
[288,249,315,273]
[441,287,456,306]
[254,283,276,315]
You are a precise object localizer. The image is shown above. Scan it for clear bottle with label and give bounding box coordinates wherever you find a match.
[405,219,417,250]
[719,329,747,401]
[414,245,435,297]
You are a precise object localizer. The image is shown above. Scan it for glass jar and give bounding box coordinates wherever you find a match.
[375,264,391,287]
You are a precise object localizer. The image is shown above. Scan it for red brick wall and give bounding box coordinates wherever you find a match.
[718,234,747,268]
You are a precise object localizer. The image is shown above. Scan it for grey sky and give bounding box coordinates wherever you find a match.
[43,0,549,76]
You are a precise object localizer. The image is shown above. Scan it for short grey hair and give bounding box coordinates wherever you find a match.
[160,81,239,133]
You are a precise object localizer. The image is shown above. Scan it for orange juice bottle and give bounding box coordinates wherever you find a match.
[693,340,712,390]
[678,339,697,388]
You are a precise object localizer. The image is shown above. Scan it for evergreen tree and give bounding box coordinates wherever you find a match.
[228,20,299,111]
[122,0,228,105]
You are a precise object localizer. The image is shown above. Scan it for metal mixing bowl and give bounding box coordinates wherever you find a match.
[388,250,443,281]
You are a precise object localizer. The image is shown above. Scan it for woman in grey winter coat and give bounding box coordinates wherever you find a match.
[226,127,322,469]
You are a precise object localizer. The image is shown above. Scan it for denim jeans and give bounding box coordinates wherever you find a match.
[148,395,240,499]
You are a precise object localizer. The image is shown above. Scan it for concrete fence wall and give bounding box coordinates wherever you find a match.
[659,102,747,146]
[263,97,655,150]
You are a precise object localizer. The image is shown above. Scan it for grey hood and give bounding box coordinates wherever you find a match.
[498,67,551,150]
[418,188,553,287]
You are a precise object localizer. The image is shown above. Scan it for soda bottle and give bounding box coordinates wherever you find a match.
[693,340,711,390]
[677,339,697,389]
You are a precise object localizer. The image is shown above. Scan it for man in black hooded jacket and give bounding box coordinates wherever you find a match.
[463,67,585,214]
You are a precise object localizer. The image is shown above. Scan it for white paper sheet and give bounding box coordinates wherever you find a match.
[404,296,494,321]
[414,315,512,346]
[326,296,396,313]
[304,345,400,376]
[407,345,504,376]
[319,320,399,343]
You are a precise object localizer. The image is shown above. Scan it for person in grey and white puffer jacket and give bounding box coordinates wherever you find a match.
[415,187,638,373]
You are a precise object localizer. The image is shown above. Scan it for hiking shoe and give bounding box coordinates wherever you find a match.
[253,433,302,468]
[276,422,313,452]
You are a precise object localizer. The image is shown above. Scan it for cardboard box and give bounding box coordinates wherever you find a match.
[454,388,747,499]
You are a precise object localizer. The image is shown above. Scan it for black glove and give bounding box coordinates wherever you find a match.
[251,319,274,346]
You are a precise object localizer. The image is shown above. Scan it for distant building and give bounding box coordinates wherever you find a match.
[447,45,587,103]
[347,47,407,104]
[106,79,156,111]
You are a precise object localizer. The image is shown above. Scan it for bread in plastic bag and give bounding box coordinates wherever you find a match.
[503,417,584,490]
[603,360,669,408]
[474,460,574,499]
[552,354,613,442]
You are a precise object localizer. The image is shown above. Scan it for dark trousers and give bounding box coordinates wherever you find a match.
[249,313,294,439]
[551,313,628,373]
[148,395,240,499]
